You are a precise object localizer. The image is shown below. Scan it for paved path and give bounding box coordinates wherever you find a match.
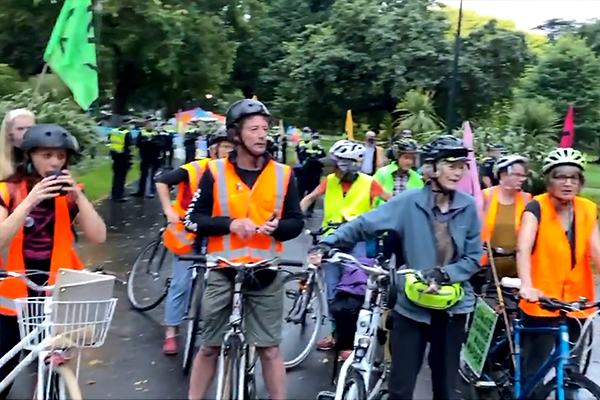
[7,189,600,399]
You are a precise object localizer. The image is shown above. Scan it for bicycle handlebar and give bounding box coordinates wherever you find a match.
[177,254,304,269]
[537,296,600,313]
[0,271,54,292]
[326,251,388,277]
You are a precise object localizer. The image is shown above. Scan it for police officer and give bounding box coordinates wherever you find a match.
[161,122,176,169]
[480,143,506,188]
[108,117,133,202]
[184,120,202,163]
[134,117,161,198]
[298,132,326,217]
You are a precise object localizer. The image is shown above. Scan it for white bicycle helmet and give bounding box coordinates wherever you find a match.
[329,140,365,162]
[493,155,528,178]
[542,148,586,174]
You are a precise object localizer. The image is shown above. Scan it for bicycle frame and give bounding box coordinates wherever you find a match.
[513,316,570,400]
[333,272,386,400]
[0,299,81,400]
[215,270,255,400]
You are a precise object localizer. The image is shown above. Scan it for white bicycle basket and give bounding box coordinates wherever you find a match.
[14,268,118,350]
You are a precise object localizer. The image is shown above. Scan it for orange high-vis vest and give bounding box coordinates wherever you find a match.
[519,193,597,318]
[163,159,208,255]
[0,182,83,316]
[0,183,9,270]
[206,158,291,263]
[480,186,531,266]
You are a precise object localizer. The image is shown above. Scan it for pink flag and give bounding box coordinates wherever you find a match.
[455,121,483,215]
[559,105,575,148]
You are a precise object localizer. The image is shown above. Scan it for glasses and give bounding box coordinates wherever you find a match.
[509,172,528,179]
[551,174,581,184]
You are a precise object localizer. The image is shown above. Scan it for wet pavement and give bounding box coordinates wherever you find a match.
[7,183,600,399]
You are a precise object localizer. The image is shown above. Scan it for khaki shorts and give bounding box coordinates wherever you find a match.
[201,271,285,348]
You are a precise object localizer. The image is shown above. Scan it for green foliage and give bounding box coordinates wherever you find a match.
[518,35,600,145]
[0,90,98,158]
[395,89,444,141]
[0,64,23,97]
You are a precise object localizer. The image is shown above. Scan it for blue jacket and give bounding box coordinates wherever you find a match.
[320,184,482,324]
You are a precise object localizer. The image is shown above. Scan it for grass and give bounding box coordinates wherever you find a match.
[72,146,141,201]
[582,163,600,204]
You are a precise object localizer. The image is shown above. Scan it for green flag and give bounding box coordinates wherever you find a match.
[43,0,98,111]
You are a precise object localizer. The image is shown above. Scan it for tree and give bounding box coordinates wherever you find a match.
[518,35,600,146]
[0,64,23,97]
[532,18,580,43]
[448,20,533,123]
[579,19,600,56]
[269,0,452,128]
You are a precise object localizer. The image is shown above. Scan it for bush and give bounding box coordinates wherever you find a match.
[0,89,99,160]
[0,64,24,97]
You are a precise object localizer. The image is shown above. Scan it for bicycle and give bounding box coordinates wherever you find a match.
[461,277,600,400]
[315,251,394,400]
[127,224,172,311]
[279,222,345,369]
[0,269,118,400]
[178,253,210,375]
[180,254,303,400]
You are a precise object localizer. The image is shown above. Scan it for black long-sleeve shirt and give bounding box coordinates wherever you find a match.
[184,152,304,242]
[184,152,304,288]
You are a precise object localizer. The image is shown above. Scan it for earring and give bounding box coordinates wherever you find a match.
[26,162,33,173]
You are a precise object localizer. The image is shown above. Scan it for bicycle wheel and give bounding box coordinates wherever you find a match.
[127,239,172,311]
[282,271,324,369]
[534,371,600,399]
[341,368,367,400]
[182,270,205,374]
[36,366,82,400]
[217,336,242,400]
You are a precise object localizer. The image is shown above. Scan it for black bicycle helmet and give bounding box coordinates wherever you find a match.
[225,99,270,129]
[208,125,228,147]
[393,138,419,154]
[21,124,79,153]
[425,135,468,163]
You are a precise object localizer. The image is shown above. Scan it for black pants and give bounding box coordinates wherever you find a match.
[388,311,467,400]
[0,315,20,400]
[137,157,159,196]
[111,156,129,200]
[299,170,320,213]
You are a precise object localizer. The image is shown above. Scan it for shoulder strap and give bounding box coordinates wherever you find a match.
[482,187,494,215]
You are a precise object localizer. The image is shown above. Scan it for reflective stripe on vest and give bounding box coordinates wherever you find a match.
[322,173,372,232]
[519,193,597,318]
[208,159,288,261]
[480,186,531,265]
[173,160,205,217]
[110,129,127,153]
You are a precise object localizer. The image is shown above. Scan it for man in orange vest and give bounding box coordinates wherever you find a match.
[184,99,304,400]
[156,126,233,355]
[480,155,531,282]
[517,148,600,380]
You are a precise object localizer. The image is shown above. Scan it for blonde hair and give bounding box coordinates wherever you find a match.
[0,109,35,180]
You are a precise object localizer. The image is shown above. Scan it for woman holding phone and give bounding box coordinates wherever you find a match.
[0,124,106,400]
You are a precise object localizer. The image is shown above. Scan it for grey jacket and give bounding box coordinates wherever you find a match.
[320,185,482,324]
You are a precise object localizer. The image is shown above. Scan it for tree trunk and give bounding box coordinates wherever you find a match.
[110,47,140,124]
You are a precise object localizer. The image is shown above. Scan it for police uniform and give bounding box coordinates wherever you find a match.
[135,125,161,198]
[108,123,133,202]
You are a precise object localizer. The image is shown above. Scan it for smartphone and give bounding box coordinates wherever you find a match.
[45,171,68,196]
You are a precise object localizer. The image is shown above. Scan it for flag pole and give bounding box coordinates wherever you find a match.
[30,63,49,107]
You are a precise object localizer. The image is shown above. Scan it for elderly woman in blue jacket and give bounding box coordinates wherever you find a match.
[310,135,482,400]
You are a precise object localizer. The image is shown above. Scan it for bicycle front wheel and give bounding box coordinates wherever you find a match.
[282,271,324,369]
[217,336,242,400]
[36,366,82,400]
[341,368,367,400]
[535,371,600,399]
[127,239,172,311]
[182,271,205,374]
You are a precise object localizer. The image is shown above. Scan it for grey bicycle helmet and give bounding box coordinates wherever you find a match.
[225,99,270,129]
[208,125,228,147]
[21,124,79,153]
